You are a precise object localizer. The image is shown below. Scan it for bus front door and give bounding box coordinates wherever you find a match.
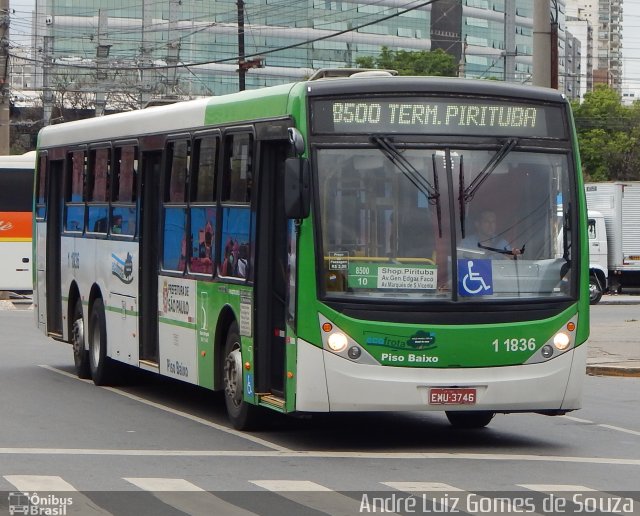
[254,141,289,401]
[139,151,162,365]
[45,159,64,336]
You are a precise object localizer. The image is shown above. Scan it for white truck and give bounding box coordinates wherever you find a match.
[585,182,640,303]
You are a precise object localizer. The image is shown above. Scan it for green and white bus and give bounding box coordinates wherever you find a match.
[34,71,589,430]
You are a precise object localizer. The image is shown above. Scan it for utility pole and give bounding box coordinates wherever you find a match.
[140,0,154,107]
[532,0,552,88]
[95,9,109,117]
[166,0,180,96]
[236,0,262,92]
[0,0,10,154]
[504,0,516,82]
[237,0,246,91]
[42,34,53,126]
[550,1,559,90]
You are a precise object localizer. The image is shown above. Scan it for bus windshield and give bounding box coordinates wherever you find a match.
[316,145,573,302]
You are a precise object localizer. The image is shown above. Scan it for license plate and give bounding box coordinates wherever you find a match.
[429,388,477,405]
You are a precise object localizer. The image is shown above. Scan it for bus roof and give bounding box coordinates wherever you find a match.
[304,75,567,103]
[37,76,566,149]
[37,83,299,149]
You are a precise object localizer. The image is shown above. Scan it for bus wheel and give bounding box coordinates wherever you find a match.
[445,411,495,429]
[223,322,260,430]
[589,274,603,305]
[71,299,91,379]
[89,298,115,386]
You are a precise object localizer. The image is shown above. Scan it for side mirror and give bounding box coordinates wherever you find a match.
[284,157,310,219]
[288,127,305,156]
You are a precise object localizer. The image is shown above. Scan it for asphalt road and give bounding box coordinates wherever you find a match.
[0,309,638,515]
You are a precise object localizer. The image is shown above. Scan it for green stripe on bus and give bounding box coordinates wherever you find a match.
[105,305,138,317]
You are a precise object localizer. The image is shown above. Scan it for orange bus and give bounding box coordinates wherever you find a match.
[0,152,35,292]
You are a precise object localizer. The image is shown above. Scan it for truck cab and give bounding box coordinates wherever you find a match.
[587,209,608,304]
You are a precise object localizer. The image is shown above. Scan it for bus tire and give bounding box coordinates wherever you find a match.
[89,298,115,386]
[589,274,603,305]
[71,299,91,379]
[223,322,260,430]
[445,411,494,429]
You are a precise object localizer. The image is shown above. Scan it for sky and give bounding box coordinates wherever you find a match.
[8,0,640,96]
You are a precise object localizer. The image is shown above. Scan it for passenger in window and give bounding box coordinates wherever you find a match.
[112,214,123,234]
[221,238,237,276]
[237,244,248,278]
[94,217,108,233]
[199,221,214,263]
[461,210,522,259]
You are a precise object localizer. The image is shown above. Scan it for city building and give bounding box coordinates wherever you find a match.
[566,12,593,100]
[566,0,623,94]
[18,0,570,119]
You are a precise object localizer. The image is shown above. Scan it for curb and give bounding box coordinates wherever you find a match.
[586,366,640,378]
[598,297,639,305]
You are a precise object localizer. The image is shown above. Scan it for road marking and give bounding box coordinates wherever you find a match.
[250,480,332,491]
[562,415,594,424]
[564,415,640,438]
[4,475,113,515]
[124,478,257,515]
[124,478,205,491]
[251,480,365,515]
[38,364,290,452]
[519,484,596,492]
[383,482,463,492]
[598,424,640,436]
[4,475,76,491]
[1,448,640,465]
[385,482,467,514]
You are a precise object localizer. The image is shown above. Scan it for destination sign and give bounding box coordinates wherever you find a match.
[312,97,565,138]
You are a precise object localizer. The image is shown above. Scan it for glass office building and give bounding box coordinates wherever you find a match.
[31,0,566,106]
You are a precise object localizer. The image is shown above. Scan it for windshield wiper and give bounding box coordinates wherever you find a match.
[459,138,517,238]
[370,135,442,237]
[461,138,518,204]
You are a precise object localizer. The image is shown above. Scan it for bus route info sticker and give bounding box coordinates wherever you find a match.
[348,263,437,290]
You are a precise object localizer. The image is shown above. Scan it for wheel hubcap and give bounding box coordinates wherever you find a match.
[72,318,84,356]
[91,321,101,366]
[224,347,243,408]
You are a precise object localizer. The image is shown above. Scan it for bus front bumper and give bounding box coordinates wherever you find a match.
[295,339,586,413]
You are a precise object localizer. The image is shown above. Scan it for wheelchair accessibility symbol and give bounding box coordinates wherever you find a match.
[458,259,493,296]
[246,373,254,397]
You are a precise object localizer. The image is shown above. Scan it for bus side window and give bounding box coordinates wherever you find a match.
[36,153,47,220]
[111,145,138,237]
[189,135,218,276]
[87,147,110,234]
[219,132,252,279]
[64,150,86,232]
[162,139,190,271]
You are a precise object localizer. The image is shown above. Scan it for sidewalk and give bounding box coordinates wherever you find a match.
[587,292,640,378]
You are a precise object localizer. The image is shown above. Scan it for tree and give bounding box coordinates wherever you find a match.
[572,86,640,181]
[356,47,458,77]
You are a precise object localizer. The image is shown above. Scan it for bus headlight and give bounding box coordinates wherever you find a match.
[327,332,348,352]
[553,332,571,351]
[318,314,378,364]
